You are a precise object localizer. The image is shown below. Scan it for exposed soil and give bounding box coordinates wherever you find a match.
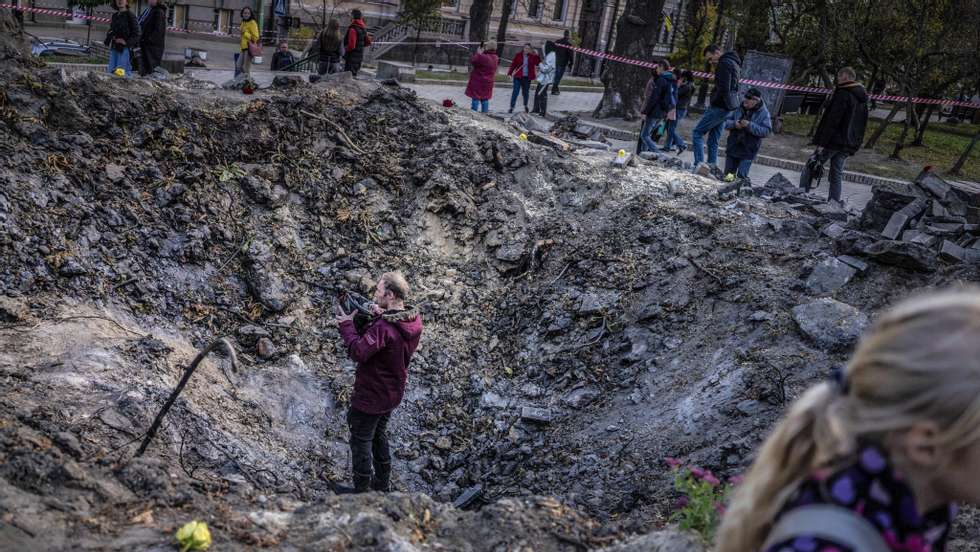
[1,19,979,550]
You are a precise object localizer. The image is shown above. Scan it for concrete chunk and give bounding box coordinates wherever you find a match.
[916,171,952,200]
[881,212,910,240]
[806,258,858,294]
[925,222,964,235]
[520,406,553,423]
[453,485,483,509]
[822,223,847,240]
[940,240,967,263]
[792,298,869,350]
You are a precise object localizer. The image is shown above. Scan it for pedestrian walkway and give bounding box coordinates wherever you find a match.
[405,82,875,209]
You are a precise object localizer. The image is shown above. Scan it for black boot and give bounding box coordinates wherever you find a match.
[372,461,392,492]
[334,471,372,494]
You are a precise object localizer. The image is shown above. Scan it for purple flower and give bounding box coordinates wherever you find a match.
[673,495,689,510]
[665,457,682,469]
[702,471,721,487]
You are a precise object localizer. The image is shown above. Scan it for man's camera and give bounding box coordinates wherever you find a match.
[337,290,378,332]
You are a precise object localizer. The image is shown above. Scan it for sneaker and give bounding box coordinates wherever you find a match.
[525,105,529,113]
[694,163,712,177]
[508,108,514,114]
[675,144,687,156]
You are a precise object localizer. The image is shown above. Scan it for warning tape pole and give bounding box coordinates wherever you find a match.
[554,43,980,109]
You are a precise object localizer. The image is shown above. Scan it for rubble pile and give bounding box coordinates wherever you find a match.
[1,35,979,549]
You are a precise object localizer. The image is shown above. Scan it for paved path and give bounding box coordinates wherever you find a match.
[405,82,874,209]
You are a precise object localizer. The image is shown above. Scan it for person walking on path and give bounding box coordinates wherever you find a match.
[665,69,694,155]
[691,44,741,170]
[718,289,980,552]
[722,88,771,179]
[236,7,259,77]
[800,67,869,203]
[105,0,139,76]
[638,60,676,154]
[465,41,499,113]
[316,19,343,75]
[507,44,540,114]
[271,41,296,70]
[136,0,165,76]
[334,272,423,494]
[552,30,574,95]
[344,9,371,78]
[531,41,556,117]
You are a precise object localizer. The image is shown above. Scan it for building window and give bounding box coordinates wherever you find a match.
[442,0,457,7]
[528,0,541,18]
[552,0,565,20]
[168,4,186,28]
[216,8,232,33]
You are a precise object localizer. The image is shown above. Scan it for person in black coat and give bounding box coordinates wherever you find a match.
[138,0,167,76]
[800,67,869,203]
[551,30,574,95]
[105,0,139,76]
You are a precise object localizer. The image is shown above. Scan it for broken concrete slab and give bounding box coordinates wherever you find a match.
[901,230,939,248]
[862,240,937,272]
[821,223,847,240]
[881,212,910,240]
[453,485,483,509]
[926,222,965,236]
[859,181,926,233]
[792,298,869,350]
[562,386,600,409]
[806,257,858,294]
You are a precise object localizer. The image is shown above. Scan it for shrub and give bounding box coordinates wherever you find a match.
[665,457,738,542]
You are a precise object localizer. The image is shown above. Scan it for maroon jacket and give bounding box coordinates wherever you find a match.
[507,52,540,80]
[465,49,499,100]
[339,307,423,415]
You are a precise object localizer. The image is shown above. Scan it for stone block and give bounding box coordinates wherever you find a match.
[453,485,483,509]
[859,181,925,232]
[821,223,846,240]
[940,240,967,263]
[375,61,416,82]
[520,406,553,423]
[915,170,951,200]
[881,212,909,240]
[863,240,937,272]
[925,222,964,236]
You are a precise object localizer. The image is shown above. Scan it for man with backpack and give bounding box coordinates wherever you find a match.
[344,9,372,78]
[800,67,869,204]
[638,60,676,154]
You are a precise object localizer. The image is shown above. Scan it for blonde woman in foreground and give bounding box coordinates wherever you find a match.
[717,289,980,552]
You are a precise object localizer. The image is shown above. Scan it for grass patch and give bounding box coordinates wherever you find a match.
[780,113,980,181]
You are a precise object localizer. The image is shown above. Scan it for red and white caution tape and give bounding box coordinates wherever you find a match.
[555,43,980,109]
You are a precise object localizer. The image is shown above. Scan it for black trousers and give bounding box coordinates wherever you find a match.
[347,407,391,490]
[532,83,550,116]
[345,57,362,77]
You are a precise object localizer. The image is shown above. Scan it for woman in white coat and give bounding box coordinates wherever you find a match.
[531,41,556,117]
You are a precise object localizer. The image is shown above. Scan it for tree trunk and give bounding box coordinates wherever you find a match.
[496,0,514,45]
[949,126,980,176]
[413,26,421,67]
[592,0,667,119]
[889,98,916,160]
[574,0,604,76]
[467,0,492,43]
[864,102,901,149]
[910,104,934,146]
[86,7,92,45]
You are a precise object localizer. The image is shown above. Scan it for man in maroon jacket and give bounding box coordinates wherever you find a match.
[335,271,423,493]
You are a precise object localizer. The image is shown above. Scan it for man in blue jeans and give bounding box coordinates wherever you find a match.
[638,60,676,153]
[691,44,742,171]
[665,70,694,154]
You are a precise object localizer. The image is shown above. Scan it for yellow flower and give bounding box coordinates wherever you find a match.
[175,520,211,551]
[113,67,126,77]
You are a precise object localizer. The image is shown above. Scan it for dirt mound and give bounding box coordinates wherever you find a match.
[2,47,979,549]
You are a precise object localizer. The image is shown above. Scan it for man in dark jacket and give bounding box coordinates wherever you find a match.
[335,271,423,493]
[344,9,370,77]
[271,41,296,70]
[551,30,574,95]
[665,69,694,154]
[801,67,869,203]
[722,87,772,178]
[105,0,139,76]
[137,0,166,76]
[691,44,741,170]
[638,60,676,153]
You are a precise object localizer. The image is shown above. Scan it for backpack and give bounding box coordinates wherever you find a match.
[761,504,890,552]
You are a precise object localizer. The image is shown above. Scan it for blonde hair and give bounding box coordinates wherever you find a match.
[717,289,980,552]
[380,271,410,300]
